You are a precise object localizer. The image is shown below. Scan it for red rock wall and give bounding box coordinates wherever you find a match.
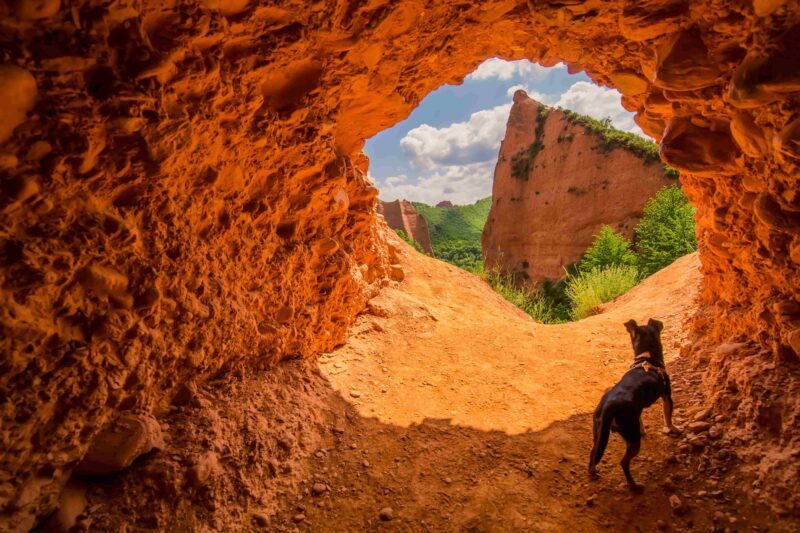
[1,0,799,525]
[377,199,435,255]
[482,91,675,281]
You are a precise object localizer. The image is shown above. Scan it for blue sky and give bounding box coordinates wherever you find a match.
[364,59,644,205]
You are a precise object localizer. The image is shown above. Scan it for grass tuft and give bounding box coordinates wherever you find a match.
[565,265,639,320]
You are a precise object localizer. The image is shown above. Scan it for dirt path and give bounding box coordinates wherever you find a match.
[266,243,784,531]
[86,241,790,531]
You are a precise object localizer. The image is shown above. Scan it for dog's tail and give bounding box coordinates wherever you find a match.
[589,405,617,470]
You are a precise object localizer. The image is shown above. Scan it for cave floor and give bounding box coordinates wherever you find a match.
[86,244,792,531]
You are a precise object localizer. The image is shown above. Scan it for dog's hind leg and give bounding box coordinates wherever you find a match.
[620,438,643,492]
[588,409,614,476]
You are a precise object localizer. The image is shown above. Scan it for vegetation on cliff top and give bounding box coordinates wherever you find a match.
[558,109,680,179]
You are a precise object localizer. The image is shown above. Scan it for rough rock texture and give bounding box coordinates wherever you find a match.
[0,0,799,527]
[377,199,434,254]
[482,91,675,281]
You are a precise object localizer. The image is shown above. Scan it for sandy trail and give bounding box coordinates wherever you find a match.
[266,243,781,531]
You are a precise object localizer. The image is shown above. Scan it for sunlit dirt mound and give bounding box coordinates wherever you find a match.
[2,0,799,527]
[82,242,794,530]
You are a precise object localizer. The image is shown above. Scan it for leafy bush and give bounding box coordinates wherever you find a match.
[565,265,639,320]
[634,186,697,277]
[484,269,566,324]
[394,229,426,254]
[579,225,637,272]
[435,240,483,273]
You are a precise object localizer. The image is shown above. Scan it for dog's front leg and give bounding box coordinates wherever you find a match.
[662,396,682,435]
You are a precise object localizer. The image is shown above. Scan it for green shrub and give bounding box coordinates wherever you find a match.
[484,269,566,324]
[394,229,426,254]
[579,225,637,272]
[560,109,662,164]
[634,186,697,277]
[434,240,483,273]
[565,265,639,320]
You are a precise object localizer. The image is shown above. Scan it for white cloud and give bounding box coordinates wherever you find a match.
[505,84,554,104]
[467,58,563,81]
[400,103,511,170]
[553,81,644,135]
[377,161,495,205]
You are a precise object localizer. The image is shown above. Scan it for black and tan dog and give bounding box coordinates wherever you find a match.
[588,318,682,491]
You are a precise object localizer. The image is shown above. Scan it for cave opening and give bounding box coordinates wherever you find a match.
[366,58,693,324]
[2,1,799,530]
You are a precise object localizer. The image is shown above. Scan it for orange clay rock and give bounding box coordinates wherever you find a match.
[378,199,435,255]
[483,91,674,281]
[0,0,798,526]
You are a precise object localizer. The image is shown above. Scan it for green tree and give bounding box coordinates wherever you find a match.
[634,185,697,277]
[579,225,637,272]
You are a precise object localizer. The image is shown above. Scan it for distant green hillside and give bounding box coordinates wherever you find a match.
[411,197,491,272]
[412,197,492,246]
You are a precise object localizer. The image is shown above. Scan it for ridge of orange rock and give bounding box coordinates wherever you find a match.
[482,90,674,281]
[377,199,435,255]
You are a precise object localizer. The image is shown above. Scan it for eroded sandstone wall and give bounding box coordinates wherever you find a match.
[483,90,675,281]
[377,199,434,254]
[1,0,799,526]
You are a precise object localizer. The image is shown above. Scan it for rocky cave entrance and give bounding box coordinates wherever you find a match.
[2,0,799,530]
[367,58,692,324]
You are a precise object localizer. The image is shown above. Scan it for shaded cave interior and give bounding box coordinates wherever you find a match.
[1,0,800,528]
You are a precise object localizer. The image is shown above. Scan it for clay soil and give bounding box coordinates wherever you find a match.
[86,239,793,532]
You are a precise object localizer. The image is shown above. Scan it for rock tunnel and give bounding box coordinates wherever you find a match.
[1,0,799,528]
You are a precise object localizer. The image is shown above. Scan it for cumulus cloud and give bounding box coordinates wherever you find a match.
[505,84,554,104]
[467,58,563,81]
[376,161,496,205]
[553,81,643,135]
[400,103,511,170]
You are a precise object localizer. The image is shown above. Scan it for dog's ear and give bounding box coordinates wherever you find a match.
[624,319,638,335]
[647,318,663,334]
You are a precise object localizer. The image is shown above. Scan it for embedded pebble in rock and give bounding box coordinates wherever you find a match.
[311,483,327,496]
[0,64,37,143]
[379,507,394,521]
[75,413,164,476]
[688,422,712,434]
[669,494,684,514]
[693,409,712,422]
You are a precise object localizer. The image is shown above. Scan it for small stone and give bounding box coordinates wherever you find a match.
[362,460,370,467]
[688,421,711,433]
[444,477,452,484]
[586,494,596,506]
[252,512,269,527]
[311,482,327,496]
[656,520,667,530]
[693,409,712,422]
[708,425,722,439]
[389,264,404,281]
[349,390,362,398]
[379,507,394,521]
[669,494,683,514]
[292,514,305,523]
[75,413,164,475]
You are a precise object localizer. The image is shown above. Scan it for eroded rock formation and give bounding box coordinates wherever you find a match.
[377,199,434,254]
[483,91,675,281]
[1,0,799,526]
